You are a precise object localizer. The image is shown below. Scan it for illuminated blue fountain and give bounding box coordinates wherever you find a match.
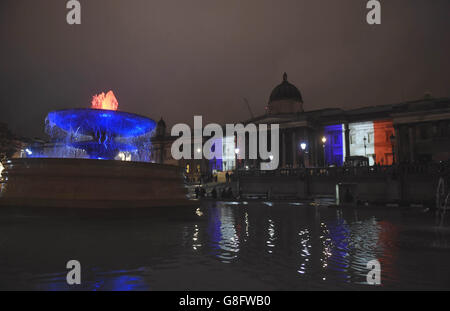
[44,108,157,161]
[0,91,191,209]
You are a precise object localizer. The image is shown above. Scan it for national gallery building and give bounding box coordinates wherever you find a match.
[152,73,450,180]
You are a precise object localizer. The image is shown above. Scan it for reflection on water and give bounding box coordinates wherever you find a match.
[0,202,449,290]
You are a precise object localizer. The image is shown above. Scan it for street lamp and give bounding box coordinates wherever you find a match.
[363,137,367,157]
[300,143,307,168]
[321,136,327,167]
[268,154,274,170]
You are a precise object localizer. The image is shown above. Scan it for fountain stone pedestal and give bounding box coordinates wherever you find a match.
[0,158,193,208]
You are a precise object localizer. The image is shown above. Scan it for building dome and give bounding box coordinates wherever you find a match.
[267,73,303,114]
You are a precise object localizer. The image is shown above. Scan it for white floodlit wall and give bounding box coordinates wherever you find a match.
[222,135,236,171]
[349,121,375,165]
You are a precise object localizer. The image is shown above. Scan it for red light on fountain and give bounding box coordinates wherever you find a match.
[91,90,119,111]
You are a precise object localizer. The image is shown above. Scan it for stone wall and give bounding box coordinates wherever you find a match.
[238,166,441,204]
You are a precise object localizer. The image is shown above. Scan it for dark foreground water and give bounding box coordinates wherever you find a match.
[0,201,449,290]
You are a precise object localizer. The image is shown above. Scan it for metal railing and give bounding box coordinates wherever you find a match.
[237,162,446,179]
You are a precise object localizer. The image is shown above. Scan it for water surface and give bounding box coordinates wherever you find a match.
[0,201,449,290]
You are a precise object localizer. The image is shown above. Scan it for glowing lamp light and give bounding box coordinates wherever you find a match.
[234,148,240,154]
[300,143,307,150]
[196,148,201,153]
[25,148,33,155]
[269,155,274,161]
[321,136,327,144]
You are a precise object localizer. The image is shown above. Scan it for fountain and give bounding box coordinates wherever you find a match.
[0,91,191,208]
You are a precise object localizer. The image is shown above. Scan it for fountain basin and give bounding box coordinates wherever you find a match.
[46,108,157,138]
[0,158,193,208]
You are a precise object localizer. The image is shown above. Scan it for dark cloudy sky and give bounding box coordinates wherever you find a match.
[0,0,449,137]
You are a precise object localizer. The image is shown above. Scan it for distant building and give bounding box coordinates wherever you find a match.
[239,73,450,168]
[154,73,450,172]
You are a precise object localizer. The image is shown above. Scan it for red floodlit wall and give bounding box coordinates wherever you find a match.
[373,120,394,165]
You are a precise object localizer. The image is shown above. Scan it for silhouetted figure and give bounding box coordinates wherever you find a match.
[211,187,217,199]
[200,187,206,198]
[225,172,230,183]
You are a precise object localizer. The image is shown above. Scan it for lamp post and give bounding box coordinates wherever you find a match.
[321,136,327,167]
[363,136,367,157]
[300,142,307,167]
[234,147,240,173]
[390,134,396,165]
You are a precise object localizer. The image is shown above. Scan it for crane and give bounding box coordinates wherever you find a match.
[243,98,254,119]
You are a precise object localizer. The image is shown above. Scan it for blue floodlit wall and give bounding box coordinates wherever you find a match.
[324,124,344,166]
[208,138,223,172]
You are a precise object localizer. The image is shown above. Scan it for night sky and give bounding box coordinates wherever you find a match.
[0,0,449,138]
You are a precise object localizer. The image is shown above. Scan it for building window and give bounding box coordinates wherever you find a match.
[350,135,355,144]
[186,164,190,173]
[197,164,201,172]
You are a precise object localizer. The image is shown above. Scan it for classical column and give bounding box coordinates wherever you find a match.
[282,130,286,168]
[292,130,297,168]
[408,126,415,162]
[313,130,318,167]
[393,124,400,164]
[344,123,350,160]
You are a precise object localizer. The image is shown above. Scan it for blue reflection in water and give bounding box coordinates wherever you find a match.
[97,274,148,291]
[207,206,222,253]
[207,205,240,263]
[326,217,351,280]
[32,271,149,291]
